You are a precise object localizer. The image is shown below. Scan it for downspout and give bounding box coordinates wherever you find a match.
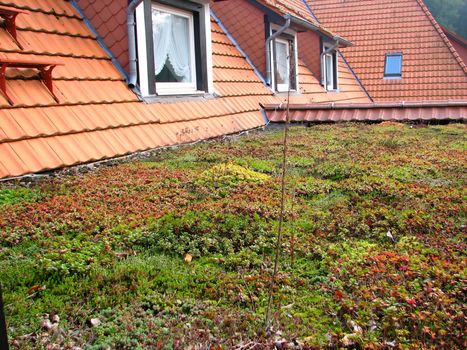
[320,40,338,86]
[128,0,145,88]
[266,15,291,86]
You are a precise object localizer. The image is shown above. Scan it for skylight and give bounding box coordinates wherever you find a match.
[384,53,403,78]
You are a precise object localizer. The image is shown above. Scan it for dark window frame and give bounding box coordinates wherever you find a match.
[143,0,208,95]
[384,53,403,78]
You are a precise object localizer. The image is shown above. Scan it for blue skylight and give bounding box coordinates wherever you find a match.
[384,54,403,77]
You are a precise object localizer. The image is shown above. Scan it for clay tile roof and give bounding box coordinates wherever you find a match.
[307,0,467,102]
[0,0,274,179]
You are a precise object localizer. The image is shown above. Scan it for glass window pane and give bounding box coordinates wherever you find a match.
[385,55,402,76]
[153,8,193,83]
[325,54,334,90]
[275,41,289,86]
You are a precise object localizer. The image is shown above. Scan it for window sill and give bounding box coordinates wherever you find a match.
[274,90,299,96]
[142,92,216,104]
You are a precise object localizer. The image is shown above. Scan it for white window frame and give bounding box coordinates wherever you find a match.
[151,3,197,95]
[269,25,299,93]
[135,1,213,97]
[322,43,339,92]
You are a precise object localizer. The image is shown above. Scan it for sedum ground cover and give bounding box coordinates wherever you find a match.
[0,123,466,349]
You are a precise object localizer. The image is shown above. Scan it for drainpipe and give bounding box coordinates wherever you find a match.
[128,0,145,88]
[320,40,339,86]
[265,15,291,86]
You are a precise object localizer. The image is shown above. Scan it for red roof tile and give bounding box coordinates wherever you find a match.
[307,0,467,102]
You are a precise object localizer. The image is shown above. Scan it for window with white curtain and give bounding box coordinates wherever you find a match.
[271,31,297,93]
[152,3,196,94]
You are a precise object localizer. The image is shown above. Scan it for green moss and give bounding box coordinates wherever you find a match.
[0,187,43,206]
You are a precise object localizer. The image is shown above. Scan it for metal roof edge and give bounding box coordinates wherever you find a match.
[69,0,130,82]
[337,51,373,102]
[301,0,320,23]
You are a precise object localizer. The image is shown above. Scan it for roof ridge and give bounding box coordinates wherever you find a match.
[414,0,467,75]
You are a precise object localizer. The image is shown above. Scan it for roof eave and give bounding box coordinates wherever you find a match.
[261,100,467,111]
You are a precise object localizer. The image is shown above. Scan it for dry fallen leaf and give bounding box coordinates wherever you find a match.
[27,285,46,295]
[184,253,193,263]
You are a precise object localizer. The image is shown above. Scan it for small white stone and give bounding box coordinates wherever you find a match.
[89,318,101,327]
[341,334,356,347]
[41,319,53,331]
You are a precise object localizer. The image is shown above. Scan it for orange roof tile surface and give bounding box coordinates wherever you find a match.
[308,0,467,102]
[3,0,460,180]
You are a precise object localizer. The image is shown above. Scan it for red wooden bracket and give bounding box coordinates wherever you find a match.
[0,64,13,106]
[0,59,63,106]
[39,65,60,103]
[0,6,28,50]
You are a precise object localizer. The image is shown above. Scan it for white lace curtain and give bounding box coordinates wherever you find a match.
[275,41,289,84]
[152,10,191,82]
[325,54,333,90]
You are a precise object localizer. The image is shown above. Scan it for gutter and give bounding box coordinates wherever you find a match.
[265,14,291,86]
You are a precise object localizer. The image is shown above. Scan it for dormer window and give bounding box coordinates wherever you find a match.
[322,43,338,91]
[135,0,213,97]
[384,53,402,78]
